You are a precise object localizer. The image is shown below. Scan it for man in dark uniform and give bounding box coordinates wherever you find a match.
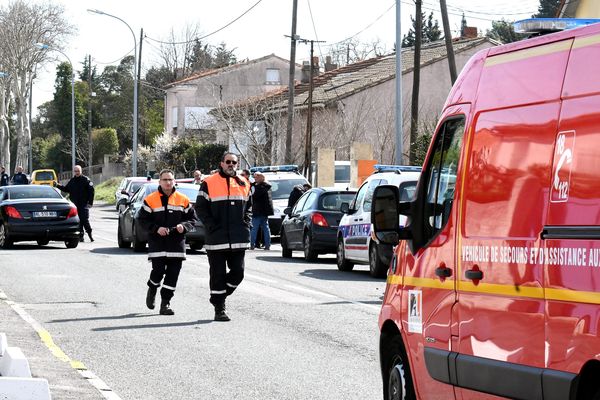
[0,166,8,186]
[54,165,95,242]
[11,166,29,185]
[138,169,197,315]
[195,152,252,322]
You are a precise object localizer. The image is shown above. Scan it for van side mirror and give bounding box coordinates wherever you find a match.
[372,185,412,244]
[340,202,350,214]
[121,189,129,195]
[283,207,292,216]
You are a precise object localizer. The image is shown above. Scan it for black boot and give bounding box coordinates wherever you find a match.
[79,234,85,243]
[146,286,157,310]
[214,304,230,322]
[87,231,94,242]
[160,300,174,315]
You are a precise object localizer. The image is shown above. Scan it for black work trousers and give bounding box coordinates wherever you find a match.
[207,250,245,306]
[77,206,92,236]
[147,257,183,303]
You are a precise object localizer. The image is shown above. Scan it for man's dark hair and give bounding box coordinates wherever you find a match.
[221,152,238,161]
[159,168,174,178]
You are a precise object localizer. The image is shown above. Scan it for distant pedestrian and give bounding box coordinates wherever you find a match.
[0,166,8,186]
[195,152,252,322]
[192,169,203,185]
[11,166,29,185]
[287,183,312,208]
[240,169,251,181]
[54,165,95,242]
[250,171,273,250]
[138,169,197,316]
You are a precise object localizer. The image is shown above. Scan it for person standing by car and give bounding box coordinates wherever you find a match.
[0,166,8,186]
[287,183,311,208]
[11,166,29,185]
[250,171,274,250]
[195,152,251,322]
[54,165,95,242]
[138,169,197,316]
[192,170,203,185]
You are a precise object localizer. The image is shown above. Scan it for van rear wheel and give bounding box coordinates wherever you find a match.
[369,244,388,278]
[336,237,354,271]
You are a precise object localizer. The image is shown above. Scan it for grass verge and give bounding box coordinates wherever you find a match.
[95,176,124,205]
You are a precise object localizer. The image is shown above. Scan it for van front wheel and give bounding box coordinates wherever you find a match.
[336,238,354,272]
[383,336,416,400]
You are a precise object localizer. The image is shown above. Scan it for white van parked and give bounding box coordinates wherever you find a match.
[337,165,421,278]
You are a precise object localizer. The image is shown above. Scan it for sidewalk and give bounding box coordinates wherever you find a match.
[0,292,106,400]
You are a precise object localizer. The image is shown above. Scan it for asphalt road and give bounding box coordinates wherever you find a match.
[0,204,385,399]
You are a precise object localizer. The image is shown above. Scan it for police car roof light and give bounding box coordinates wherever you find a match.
[513,18,600,34]
[250,165,299,173]
[374,164,422,174]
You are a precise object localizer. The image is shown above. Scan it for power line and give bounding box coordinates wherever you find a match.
[325,2,396,47]
[92,47,135,65]
[145,0,264,45]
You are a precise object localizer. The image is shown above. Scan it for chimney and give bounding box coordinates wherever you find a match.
[461,26,477,39]
[301,61,311,83]
[324,56,338,72]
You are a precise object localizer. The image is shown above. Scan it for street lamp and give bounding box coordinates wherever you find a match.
[36,43,76,171]
[87,9,138,176]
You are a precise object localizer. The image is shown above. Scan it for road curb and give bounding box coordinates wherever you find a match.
[0,332,51,400]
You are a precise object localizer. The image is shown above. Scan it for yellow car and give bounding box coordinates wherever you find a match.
[31,169,58,186]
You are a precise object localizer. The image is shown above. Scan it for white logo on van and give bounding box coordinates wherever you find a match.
[550,131,575,203]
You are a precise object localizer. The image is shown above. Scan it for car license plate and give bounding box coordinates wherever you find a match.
[33,211,57,218]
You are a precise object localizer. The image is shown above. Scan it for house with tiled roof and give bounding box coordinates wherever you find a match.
[558,0,600,18]
[215,37,499,166]
[163,54,301,141]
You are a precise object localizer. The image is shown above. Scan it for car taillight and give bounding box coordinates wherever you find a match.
[311,212,329,227]
[66,207,78,219]
[4,206,22,219]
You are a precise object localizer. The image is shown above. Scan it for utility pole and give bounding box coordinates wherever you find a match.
[88,54,92,171]
[138,28,144,147]
[440,0,457,83]
[409,0,422,164]
[284,0,298,164]
[395,0,403,164]
[28,71,34,173]
[300,38,325,180]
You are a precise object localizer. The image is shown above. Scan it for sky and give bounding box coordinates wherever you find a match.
[17,0,542,113]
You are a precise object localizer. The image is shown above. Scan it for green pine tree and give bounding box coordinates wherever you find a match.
[532,0,562,18]
[402,11,442,48]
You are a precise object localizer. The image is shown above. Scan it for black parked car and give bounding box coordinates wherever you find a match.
[117,183,205,252]
[0,185,80,249]
[280,188,356,261]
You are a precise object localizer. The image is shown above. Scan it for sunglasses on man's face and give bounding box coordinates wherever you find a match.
[224,160,238,165]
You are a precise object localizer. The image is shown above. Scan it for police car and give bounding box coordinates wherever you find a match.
[337,165,421,278]
[249,165,309,236]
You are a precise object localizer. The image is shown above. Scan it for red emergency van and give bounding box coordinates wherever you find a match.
[372,20,600,400]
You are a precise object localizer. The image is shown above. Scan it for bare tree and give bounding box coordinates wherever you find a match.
[324,38,388,68]
[0,72,10,169]
[155,24,201,81]
[0,0,73,172]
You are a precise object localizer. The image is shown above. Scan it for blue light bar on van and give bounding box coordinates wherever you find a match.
[249,164,299,173]
[514,18,600,34]
[374,164,422,173]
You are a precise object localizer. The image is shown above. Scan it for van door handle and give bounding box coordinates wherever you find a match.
[465,269,483,280]
[435,267,452,278]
